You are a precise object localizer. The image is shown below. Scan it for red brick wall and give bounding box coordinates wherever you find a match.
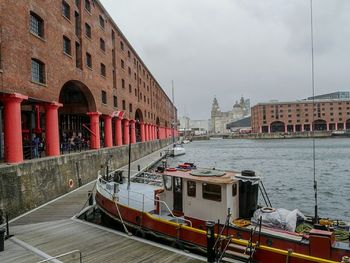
[0,0,176,126]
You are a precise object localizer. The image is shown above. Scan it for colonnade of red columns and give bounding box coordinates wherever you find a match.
[0,93,177,164]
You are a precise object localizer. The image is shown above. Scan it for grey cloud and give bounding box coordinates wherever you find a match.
[100,0,350,119]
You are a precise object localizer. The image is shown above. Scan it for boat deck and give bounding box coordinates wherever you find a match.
[1,146,205,263]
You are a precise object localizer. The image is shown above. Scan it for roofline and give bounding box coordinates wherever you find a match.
[95,0,175,108]
[252,98,350,107]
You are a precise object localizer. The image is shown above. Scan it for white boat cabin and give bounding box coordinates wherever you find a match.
[158,169,244,223]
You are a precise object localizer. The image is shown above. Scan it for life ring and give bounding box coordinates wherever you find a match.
[68,179,74,188]
[261,207,276,213]
[166,167,177,172]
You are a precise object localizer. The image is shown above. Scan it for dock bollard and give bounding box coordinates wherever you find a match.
[0,228,5,252]
[206,221,216,263]
[137,165,141,171]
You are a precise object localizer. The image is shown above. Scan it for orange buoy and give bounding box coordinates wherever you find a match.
[68,179,74,188]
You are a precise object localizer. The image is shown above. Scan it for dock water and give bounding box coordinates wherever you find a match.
[0,146,205,263]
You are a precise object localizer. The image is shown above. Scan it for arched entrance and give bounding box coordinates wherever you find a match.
[313,119,327,131]
[156,117,160,139]
[270,121,285,133]
[346,119,350,130]
[135,109,143,142]
[59,80,96,149]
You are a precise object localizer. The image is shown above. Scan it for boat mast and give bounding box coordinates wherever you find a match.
[310,0,318,223]
[172,81,175,144]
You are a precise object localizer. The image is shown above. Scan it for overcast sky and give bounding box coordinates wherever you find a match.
[100,0,350,119]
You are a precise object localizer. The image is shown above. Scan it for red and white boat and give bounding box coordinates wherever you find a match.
[95,165,350,263]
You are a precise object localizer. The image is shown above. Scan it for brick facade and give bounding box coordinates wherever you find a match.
[0,0,177,163]
[251,100,350,133]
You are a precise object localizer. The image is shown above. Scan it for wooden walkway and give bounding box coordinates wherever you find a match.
[1,146,205,263]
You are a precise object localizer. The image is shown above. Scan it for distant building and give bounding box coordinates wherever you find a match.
[210,97,250,134]
[226,117,251,133]
[251,99,350,133]
[307,91,350,100]
[179,116,209,136]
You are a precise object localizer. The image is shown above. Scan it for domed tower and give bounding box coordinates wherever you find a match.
[211,97,220,117]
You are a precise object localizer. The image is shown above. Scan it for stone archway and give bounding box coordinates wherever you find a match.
[59,80,97,146]
[135,109,143,142]
[270,121,285,133]
[313,119,327,131]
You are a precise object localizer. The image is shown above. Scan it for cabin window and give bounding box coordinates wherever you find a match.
[163,175,172,190]
[187,181,196,197]
[202,183,221,202]
[232,183,237,197]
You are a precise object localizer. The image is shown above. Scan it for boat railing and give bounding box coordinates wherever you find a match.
[214,209,232,260]
[97,177,192,227]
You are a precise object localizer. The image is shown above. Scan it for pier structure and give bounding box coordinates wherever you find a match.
[0,148,204,263]
[0,0,178,164]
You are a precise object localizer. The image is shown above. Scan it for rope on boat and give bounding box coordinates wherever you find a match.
[114,199,132,236]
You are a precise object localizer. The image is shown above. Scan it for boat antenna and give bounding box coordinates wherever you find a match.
[310,0,318,223]
[172,80,175,144]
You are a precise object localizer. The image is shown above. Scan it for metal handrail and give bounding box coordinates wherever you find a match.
[36,249,82,263]
[97,177,192,227]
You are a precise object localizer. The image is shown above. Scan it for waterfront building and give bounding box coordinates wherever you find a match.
[210,97,250,134]
[0,0,177,163]
[251,99,350,133]
[226,116,251,133]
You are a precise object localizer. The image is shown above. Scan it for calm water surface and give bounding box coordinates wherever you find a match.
[170,138,350,221]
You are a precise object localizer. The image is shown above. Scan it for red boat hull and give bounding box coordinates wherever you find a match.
[95,191,349,263]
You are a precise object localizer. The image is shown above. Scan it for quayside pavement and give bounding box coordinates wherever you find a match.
[0,146,205,263]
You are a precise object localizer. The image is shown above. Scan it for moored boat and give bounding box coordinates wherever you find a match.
[171,144,186,156]
[95,164,350,263]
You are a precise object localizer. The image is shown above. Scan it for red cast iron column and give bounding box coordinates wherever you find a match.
[130,120,136,144]
[103,115,113,147]
[87,112,101,149]
[45,102,62,157]
[123,119,130,145]
[115,117,123,146]
[1,93,28,163]
[140,122,145,142]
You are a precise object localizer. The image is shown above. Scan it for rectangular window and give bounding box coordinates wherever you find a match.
[187,181,196,197]
[101,90,107,104]
[75,42,82,69]
[75,0,80,7]
[121,79,125,89]
[120,41,124,50]
[85,0,91,12]
[113,96,118,107]
[128,50,131,58]
[62,1,71,19]
[100,38,105,51]
[100,63,106,77]
[121,59,124,69]
[86,52,92,68]
[122,100,126,110]
[202,183,221,202]
[129,103,132,112]
[74,12,81,36]
[232,184,237,196]
[63,36,71,55]
[85,23,91,38]
[99,15,105,28]
[31,58,45,84]
[30,12,44,38]
[129,84,132,93]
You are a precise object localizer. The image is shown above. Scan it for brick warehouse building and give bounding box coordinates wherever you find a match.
[251,99,350,133]
[0,0,177,163]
